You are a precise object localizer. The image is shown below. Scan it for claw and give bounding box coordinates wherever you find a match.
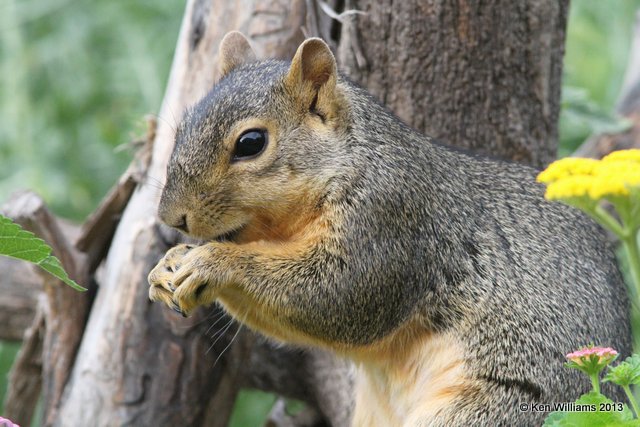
[168,281,176,292]
[171,300,187,317]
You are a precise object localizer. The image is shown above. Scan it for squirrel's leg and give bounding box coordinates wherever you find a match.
[148,235,349,346]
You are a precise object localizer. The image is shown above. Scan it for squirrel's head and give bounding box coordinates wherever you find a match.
[158,31,349,242]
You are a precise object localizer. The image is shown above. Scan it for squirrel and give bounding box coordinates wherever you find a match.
[148,31,632,426]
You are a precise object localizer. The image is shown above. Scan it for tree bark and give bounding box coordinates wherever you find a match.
[2,192,91,426]
[3,302,44,426]
[338,0,569,169]
[54,1,314,426]
[0,257,40,341]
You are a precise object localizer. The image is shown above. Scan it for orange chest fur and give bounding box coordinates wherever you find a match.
[350,330,471,427]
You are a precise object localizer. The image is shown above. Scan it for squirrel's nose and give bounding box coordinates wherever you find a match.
[159,207,189,233]
[158,193,189,233]
[170,214,189,233]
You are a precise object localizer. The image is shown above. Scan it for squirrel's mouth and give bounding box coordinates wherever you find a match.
[213,223,246,243]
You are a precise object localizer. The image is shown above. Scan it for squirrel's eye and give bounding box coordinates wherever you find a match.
[233,129,267,160]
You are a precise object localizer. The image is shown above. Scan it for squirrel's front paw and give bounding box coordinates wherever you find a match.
[148,243,228,317]
[148,244,194,315]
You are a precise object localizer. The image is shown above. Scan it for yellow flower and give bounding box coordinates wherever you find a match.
[545,175,594,200]
[536,157,599,184]
[588,177,633,199]
[602,149,640,164]
[538,150,640,201]
[589,162,640,198]
[538,150,640,304]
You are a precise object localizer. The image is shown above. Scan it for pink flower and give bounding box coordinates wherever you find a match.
[0,417,20,427]
[565,346,619,377]
[566,347,618,365]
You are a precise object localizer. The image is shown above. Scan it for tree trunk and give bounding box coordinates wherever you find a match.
[3,1,569,426]
[54,1,310,426]
[338,0,568,168]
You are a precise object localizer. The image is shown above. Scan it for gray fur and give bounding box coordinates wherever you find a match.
[162,59,632,426]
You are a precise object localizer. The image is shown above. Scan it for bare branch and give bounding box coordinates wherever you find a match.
[3,304,45,427]
[1,191,91,425]
[0,257,40,341]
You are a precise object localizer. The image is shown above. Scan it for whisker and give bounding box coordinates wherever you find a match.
[166,105,181,131]
[212,322,243,368]
[206,317,235,355]
[212,307,249,368]
[154,113,177,134]
[209,316,234,341]
[173,307,220,330]
[205,310,231,335]
[144,182,165,192]
[145,175,166,190]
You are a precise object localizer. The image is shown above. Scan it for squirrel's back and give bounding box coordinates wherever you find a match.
[329,80,631,424]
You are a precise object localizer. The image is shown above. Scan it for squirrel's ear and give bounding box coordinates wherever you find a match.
[218,31,257,78]
[285,38,338,116]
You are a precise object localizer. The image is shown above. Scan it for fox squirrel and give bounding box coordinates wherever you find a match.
[148,31,632,426]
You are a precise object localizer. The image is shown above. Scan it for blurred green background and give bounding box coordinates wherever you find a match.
[1,0,639,425]
[0,0,182,221]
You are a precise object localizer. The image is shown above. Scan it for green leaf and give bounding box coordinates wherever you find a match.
[561,86,633,136]
[543,392,638,427]
[0,214,86,291]
[605,355,640,387]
